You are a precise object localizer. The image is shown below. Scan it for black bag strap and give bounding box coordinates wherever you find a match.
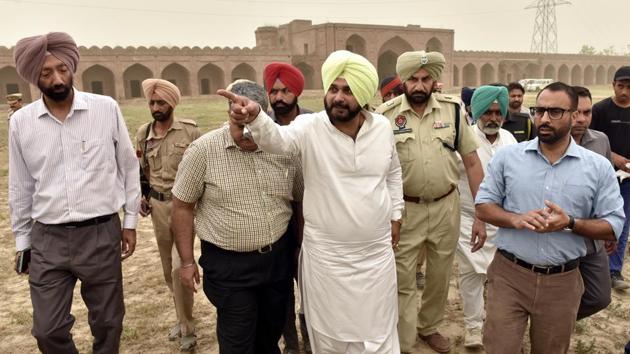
[142,122,153,169]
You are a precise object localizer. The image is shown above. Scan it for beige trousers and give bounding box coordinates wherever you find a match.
[395,192,460,352]
[151,198,195,335]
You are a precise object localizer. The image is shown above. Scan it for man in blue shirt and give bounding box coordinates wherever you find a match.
[475,82,625,354]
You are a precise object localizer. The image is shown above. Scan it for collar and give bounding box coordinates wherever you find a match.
[36,88,88,119]
[399,93,439,118]
[221,125,261,152]
[524,137,582,159]
[147,119,183,140]
[578,128,595,145]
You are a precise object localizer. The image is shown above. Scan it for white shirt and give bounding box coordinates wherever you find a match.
[9,90,140,251]
[249,109,404,241]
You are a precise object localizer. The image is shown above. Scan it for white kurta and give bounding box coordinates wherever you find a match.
[249,109,404,346]
[456,126,518,274]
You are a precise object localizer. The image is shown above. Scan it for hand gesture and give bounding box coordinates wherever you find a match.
[217,89,261,125]
[511,209,550,231]
[541,200,570,233]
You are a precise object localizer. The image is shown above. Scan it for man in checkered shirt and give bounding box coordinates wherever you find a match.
[171,80,303,354]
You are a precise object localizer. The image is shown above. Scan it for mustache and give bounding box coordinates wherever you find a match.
[331,102,350,109]
[484,122,500,128]
[538,124,553,131]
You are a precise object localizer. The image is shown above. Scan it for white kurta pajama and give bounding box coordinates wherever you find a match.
[248,109,404,353]
[456,125,517,330]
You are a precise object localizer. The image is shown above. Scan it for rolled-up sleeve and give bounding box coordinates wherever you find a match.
[475,150,506,206]
[594,161,626,239]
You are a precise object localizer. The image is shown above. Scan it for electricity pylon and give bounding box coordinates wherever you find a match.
[526,0,571,53]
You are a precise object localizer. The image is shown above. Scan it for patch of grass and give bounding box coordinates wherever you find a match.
[574,318,589,335]
[575,338,596,354]
[11,310,32,326]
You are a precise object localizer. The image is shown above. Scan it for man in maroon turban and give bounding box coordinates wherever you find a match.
[9,32,140,354]
[263,62,312,126]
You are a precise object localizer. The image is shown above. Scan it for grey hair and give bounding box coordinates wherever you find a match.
[226,79,269,111]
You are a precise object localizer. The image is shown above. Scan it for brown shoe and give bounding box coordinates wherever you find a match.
[419,332,451,353]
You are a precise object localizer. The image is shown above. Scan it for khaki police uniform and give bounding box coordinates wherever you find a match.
[136,118,201,337]
[377,93,478,351]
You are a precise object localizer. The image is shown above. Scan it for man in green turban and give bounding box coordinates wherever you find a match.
[376,50,485,353]
[217,50,405,353]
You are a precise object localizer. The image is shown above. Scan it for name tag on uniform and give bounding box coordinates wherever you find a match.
[433,121,451,129]
[394,128,413,134]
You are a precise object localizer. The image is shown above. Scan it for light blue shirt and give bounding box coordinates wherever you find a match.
[475,137,625,266]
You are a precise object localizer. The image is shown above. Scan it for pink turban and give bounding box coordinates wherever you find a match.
[263,62,305,97]
[142,79,181,108]
[13,32,80,86]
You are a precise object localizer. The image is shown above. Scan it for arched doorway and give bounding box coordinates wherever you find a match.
[161,63,191,96]
[231,63,256,82]
[377,36,414,80]
[425,37,443,53]
[558,65,570,83]
[197,63,225,95]
[82,64,116,98]
[123,63,153,99]
[583,65,595,85]
[543,64,555,80]
[462,63,477,87]
[0,66,32,102]
[295,62,316,90]
[595,65,606,85]
[571,65,582,85]
[480,63,495,84]
[345,34,367,57]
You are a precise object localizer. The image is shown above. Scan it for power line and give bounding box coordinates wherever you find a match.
[526,0,571,53]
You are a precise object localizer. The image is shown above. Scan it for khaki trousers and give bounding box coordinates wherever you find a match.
[483,251,584,354]
[150,198,195,335]
[396,192,460,352]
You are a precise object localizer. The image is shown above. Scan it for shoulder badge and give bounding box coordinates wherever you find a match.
[180,118,198,126]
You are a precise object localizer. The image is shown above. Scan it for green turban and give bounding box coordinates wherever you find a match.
[396,51,446,82]
[471,85,509,123]
[321,50,378,107]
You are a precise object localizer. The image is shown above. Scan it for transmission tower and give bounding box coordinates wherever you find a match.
[526,0,571,53]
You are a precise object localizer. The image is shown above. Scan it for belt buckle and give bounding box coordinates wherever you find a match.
[258,244,273,254]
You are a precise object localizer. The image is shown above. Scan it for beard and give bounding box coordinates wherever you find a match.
[477,120,501,136]
[509,100,521,110]
[324,98,362,123]
[271,98,298,116]
[537,122,570,144]
[403,86,432,105]
[152,107,173,122]
[39,78,73,102]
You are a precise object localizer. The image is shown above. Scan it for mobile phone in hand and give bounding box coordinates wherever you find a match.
[15,249,31,274]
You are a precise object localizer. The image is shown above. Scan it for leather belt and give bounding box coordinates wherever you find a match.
[149,189,172,202]
[498,249,579,275]
[404,185,456,204]
[47,214,116,229]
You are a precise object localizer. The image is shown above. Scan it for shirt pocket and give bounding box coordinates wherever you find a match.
[394,133,416,163]
[147,147,161,172]
[561,182,592,216]
[80,138,111,171]
[431,126,456,155]
[168,142,189,172]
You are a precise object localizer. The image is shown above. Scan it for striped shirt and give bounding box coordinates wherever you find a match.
[9,90,140,251]
[172,125,303,252]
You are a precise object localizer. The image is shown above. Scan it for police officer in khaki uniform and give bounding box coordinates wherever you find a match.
[7,93,23,120]
[376,51,485,354]
[136,79,201,352]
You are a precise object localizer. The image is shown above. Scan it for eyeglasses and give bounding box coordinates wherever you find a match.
[529,106,572,120]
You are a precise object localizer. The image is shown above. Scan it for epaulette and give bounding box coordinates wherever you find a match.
[434,93,460,105]
[180,118,198,126]
[375,95,404,114]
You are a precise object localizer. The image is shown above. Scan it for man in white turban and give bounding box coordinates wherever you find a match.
[214,50,404,353]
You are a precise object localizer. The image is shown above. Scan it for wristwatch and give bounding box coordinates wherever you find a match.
[564,215,575,231]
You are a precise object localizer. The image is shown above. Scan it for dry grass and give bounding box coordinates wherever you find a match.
[0,88,629,354]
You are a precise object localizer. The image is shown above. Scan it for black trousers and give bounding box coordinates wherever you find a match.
[200,234,293,354]
[577,246,612,320]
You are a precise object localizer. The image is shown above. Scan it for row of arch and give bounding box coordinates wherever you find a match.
[454,62,619,87]
[0,62,317,100]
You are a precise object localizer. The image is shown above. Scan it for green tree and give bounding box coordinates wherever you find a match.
[599,46,617,55]
[579,44,596,55]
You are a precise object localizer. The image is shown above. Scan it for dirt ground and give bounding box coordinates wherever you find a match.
[1,91,630,353]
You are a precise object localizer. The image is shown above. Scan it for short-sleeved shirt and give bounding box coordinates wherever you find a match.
[591,97,630,159]
[136,118,201,193]
[172,125,303,252]
[475,138,625,266]
[376,93,478,199]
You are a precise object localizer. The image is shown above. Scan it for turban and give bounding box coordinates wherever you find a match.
[142,79,181,108]
[13,32,79,86]
[471,85,509,123]
[460,87,475,108]
[379,75,403,98]
[263,62,305,97]
[396,51,446,82]
[321,50,378,107]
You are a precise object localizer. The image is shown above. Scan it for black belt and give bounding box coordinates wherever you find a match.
[47,214,115,229]
[498,249,579,275]
[404,185,456,204]
[149,189,172,202]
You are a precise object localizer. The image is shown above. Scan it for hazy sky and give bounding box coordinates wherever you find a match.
[1,0,628,54]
